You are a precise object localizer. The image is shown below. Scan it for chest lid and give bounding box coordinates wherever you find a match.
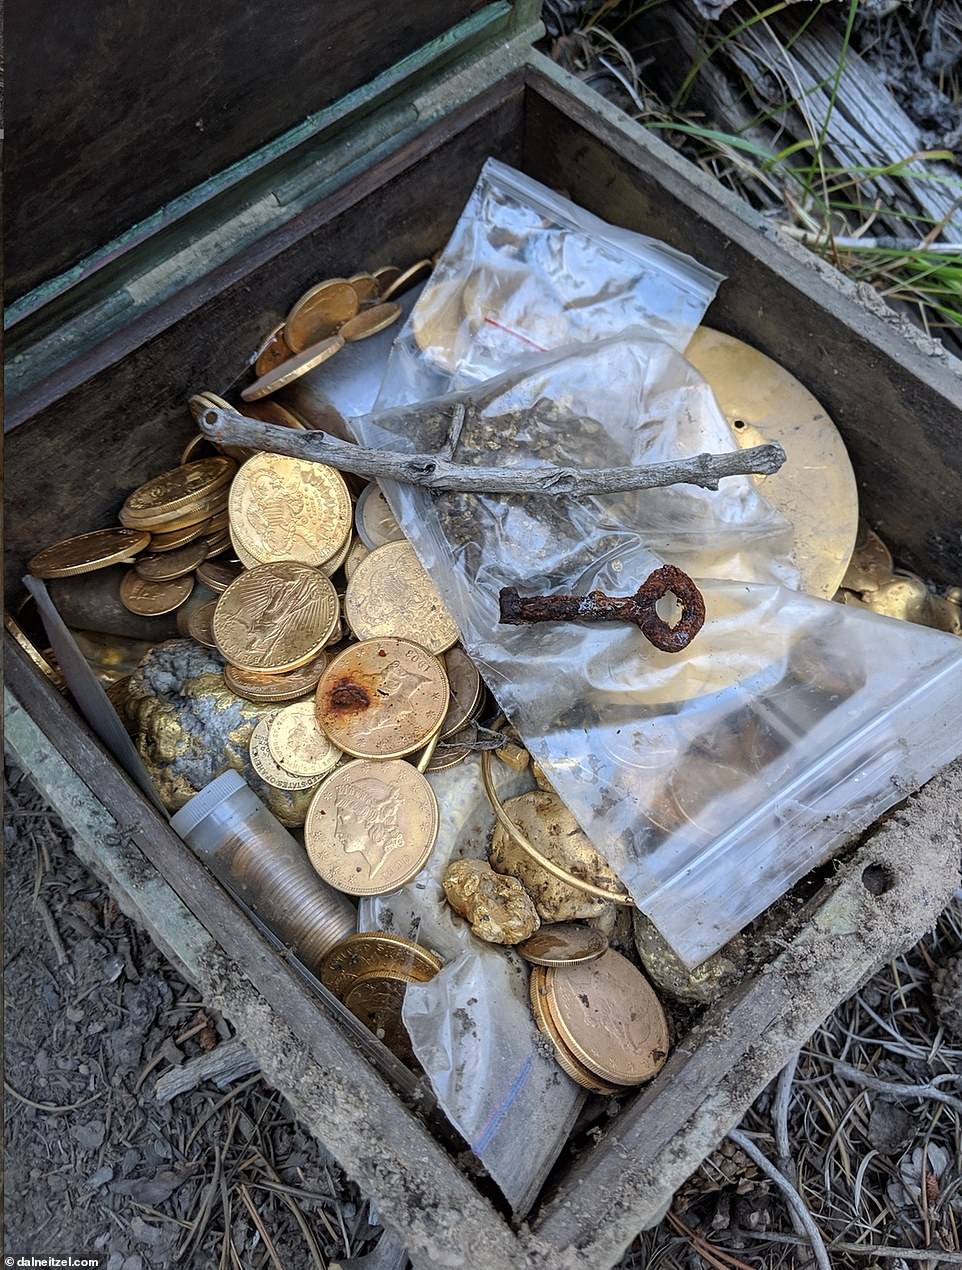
[6,0,539,314]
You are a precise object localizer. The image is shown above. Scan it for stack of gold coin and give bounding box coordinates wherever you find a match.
[529,949,670,1094]
[239,260,432,403]
[321,932,443,1067]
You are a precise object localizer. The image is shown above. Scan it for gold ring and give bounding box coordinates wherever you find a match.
[480,720,634,907]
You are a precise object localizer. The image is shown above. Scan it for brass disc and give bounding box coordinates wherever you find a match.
[228,452,352,569]
[212,561,339,673]
[545,950,669,1086]
[305,760,440,896]
[345,541,459,655]
[285,279,358,352]
[119,570,194,616]
[685,326,858,599]
[241,335,345,401]
[28,527,151,579]
[314,637,449,760]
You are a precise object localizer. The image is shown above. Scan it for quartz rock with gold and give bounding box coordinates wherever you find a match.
[489,789,619,923]
[126,640,315,827]
[442,858,540,945]
[632,910,746,1005]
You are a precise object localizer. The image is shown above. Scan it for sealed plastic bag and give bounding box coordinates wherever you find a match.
[354,339,962,967]
[376,157,723,407]
[358,757,585,1215]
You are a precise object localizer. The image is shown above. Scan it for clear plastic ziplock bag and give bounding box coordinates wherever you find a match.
[375,157,723,407]
[353,338,962,968]
[357,757,585,1216]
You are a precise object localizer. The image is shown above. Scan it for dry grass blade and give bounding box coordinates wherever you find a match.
[727,1129,832,1270]
[239,1183,285,1270]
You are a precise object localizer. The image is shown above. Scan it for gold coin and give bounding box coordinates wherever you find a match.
[348,273,380,305]
[241,334,345,402]
[339,301,401,343]
[202,534,232,558]
[28,527,151,579]
[229,452,352,569]
[230,534,261,571]
[545,951,669,1086]
[517,924,609,968]
[242,398,306,430]
[120,457,236,524]
[119,570,194,616]
[224,650,329,703]
[320,531,353,578]
[185,599,219,648]
[285,279,358,352]
[372,264,401,295]
[213,561,339,673]
[253,323,293,377]
[135,540,208,581]
[124,490,229,533]
[841,522,894,594]
[315,637,448,760]
[321,932,442,999]
[342,975,418,1067]
[354,483,405,549]
[380,258,433,302]
[440,647,482,738]
[343,538,370,580]
[249,712,323,791]
[196,558,243,593]
[345,541,459,655]
[685,326,858,600]
[180,433,219,464]
[529,968,623,1095]
[306,759,439,896]
[268,700,343,778]
[426,742,473,772]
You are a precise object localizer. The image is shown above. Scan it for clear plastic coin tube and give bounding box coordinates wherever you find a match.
[170,770,356,972]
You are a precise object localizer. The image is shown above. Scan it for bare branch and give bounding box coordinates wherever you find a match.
[198,405,786,496]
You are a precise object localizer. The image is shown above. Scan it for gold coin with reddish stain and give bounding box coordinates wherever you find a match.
[345,541,459,655]
[229,452,352,569]
[285,279,358,352]
[339,301,401,342]
[314,637,448,760]
[119,570,194,616]
[212,561,339,673]
[544,950,670,1086]
[268,699,343,778]
[306,760,439,896]
[28,527,151,578]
